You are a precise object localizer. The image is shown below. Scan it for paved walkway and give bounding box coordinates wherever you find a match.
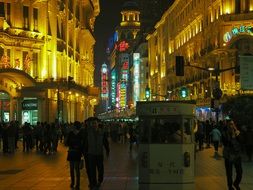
[0,141,253,190]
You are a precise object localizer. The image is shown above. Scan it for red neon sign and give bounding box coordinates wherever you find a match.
[115,41,129,52]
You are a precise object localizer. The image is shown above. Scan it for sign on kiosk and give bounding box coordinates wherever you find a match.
[137,101,196,190]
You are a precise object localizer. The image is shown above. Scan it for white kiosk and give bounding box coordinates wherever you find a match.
[137,101,196,190]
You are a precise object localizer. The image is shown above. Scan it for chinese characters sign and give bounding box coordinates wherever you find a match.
[223,25,253,43]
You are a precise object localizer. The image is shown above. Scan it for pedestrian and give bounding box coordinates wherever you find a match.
[210,125,222,158]
[2,123,8,153]
[0,122,2,151]
[128,124,135,152]
[244,126,253,162]
[205,120,212,148]
[86,117,110,190]
[196,121,205,151]
[80,119,91,188]
[7,121,16,153]
[66,121,83,190]
[22,122,32,152]
[222,120,242,190]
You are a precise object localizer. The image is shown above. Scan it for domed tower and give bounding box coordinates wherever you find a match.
[117,1,140,41]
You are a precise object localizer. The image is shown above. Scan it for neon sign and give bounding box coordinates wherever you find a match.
[133,53,140,105]
[120,82,126,108]
[223,25,253,42]
[115,41,130,52]
[101,63,108,99]
[111,70,117,106]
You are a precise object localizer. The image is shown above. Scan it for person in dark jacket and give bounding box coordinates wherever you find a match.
[22,122,32,152]
[222,120,242,190]
[66,121,83,190]
[80,119,92,188]
[86,117,110,190]
[244,126,253,162]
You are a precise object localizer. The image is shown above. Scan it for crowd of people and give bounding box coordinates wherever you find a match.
[65,118,138,190]
[0,116,252,190]
[0,118,139,190]
[0,120,72,154]
[195,118,253,190]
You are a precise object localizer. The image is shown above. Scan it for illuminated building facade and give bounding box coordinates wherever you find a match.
[147,0,253,121]
[107,1,140,111]
[0,0,100,124]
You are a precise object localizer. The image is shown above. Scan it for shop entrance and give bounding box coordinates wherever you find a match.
[0,91,10,122]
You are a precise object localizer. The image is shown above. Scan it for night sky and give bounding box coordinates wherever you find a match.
[94,0,126,86]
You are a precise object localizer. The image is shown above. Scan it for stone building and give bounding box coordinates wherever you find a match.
[0,0,100,124]
[147,0,253,121]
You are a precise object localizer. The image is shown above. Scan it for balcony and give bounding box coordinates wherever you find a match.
[221,12,253,22]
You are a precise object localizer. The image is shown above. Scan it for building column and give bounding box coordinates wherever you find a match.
[16,97,22,124]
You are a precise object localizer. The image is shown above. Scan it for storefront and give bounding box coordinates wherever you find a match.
[0,91,10,122]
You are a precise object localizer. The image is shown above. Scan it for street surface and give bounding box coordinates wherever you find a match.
[0,141,253,190]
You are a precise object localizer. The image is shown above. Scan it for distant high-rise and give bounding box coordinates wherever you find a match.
[138,0,175,34]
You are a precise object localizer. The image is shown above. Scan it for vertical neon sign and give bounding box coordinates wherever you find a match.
[133,53,140,105]
[111,70,116,107]
[119,54,129,109]
[101,63,108,99]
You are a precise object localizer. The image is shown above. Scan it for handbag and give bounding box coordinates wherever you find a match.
[79,158,84,169]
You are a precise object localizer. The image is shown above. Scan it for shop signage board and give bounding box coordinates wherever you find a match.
[240,56,253,90]
[22,100,38,110]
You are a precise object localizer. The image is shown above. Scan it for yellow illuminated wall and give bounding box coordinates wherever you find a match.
[147,0,253,102]
[0,0,98,88]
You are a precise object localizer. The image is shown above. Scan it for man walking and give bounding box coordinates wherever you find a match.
[210,125,222,158]
[86,117,109,190]
[222,120,242,190]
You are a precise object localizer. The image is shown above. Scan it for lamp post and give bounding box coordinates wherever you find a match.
[210,64,223,124]
[180,59,237,124]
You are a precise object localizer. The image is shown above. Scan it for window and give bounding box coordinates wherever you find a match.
[0,2,4,17]
[235,0,241,14]
[0,46,4,58]
[23,51,30,72]
[33,52,38,77]
[75,5,79,20]
[61,22,65,40]
[245,0,250,13]
[7,3,10,24]
[33,8,38,31]
[23,6,29,29]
